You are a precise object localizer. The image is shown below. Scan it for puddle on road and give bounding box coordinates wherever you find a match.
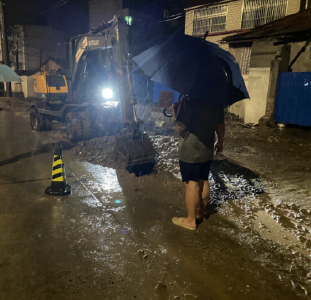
[68,162,126,212]
[63,134,311,298]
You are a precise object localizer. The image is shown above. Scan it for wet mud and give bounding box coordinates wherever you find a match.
[2,110,311,299]
[66,113,311,298]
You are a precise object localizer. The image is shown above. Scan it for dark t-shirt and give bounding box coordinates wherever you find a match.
[176,98,224,163]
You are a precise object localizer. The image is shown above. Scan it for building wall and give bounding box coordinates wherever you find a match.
[250,41,282,68]
[185,0,304,125]
[8,25,66,72]
[185,1,249,49]
[22,76,35,98]
[185,9,194,36]
[23,26,67,71]
[8,26,25,71]
[289,42,311,72]
[11,76,35,98]
[229,68,270,123]
[184,1,248,37]
[226,1,243,31]
[286,0,301,15]
[185,0,303,47]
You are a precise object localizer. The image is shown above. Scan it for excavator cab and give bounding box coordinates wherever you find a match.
[34,71,68,102]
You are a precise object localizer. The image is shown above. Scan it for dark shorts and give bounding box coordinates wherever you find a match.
[179,160,212,182]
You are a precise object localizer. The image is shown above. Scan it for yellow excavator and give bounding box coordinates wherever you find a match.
[33,71,68,101]
[29,16,157,173]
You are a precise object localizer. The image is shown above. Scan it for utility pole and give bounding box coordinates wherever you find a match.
[0,1,12,97]
[14,33,19,71]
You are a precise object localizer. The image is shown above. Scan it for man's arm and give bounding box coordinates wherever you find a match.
[215,123,225,154]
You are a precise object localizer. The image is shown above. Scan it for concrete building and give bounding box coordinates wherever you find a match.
[6,25,67,72]
[185,0,310,125]
[223,9,311,127]
[0,25,67,98]
[185,0,306,50]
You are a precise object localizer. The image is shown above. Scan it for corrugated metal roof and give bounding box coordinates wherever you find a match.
[223,9,311,43]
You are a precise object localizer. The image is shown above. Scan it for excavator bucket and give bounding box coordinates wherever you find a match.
[114,135,156,175]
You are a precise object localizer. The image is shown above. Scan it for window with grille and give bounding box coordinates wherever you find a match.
[240,47,251,75]
[241,0,288,29]
[193,5,228,35]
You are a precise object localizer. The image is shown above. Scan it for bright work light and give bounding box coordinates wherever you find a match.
[102,88,113,99]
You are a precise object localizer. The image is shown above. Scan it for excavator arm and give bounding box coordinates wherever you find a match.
[68,17,139,136]
[67,16,156,173]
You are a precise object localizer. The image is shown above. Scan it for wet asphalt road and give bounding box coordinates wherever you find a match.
[0,110,310,300]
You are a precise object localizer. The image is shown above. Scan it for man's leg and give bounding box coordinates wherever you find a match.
[182,180,199,228]
[196,180,210,220]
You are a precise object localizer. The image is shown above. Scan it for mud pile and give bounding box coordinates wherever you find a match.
[151,134,265,206]
[72,135,156,175]
[73,136,121,169]
[73,133,265,210]
[72,134,265,207]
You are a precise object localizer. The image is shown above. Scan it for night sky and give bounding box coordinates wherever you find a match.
[6,0,190,39]
[6,0,89,38]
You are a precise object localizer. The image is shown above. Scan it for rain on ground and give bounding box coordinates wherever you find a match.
[1,102,311,299]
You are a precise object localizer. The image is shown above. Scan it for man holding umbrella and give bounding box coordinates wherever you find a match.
[170,96,225,230]
[132,33,249,230]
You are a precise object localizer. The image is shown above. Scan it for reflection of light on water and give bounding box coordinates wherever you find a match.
[108,206,125,212]
[115,200,121,203]
[82,163,123,194]
[100,168,123,193]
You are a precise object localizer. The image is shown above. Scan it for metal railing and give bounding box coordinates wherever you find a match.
[241,0,288,29]
[193,5,228,34]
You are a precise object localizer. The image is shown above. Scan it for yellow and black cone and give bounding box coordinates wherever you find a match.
[45,144,71,196]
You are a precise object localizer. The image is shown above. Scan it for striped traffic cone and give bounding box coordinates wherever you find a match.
[45,143,71,196]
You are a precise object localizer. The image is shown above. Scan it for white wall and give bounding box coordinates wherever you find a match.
[229,68,270,124]
[13,76,35,98]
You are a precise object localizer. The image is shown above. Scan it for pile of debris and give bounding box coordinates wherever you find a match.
[72,133,264,207]
[73,136,121,169]
[151,134,264,204]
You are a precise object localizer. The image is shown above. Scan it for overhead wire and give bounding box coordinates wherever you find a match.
[27,0,73,22]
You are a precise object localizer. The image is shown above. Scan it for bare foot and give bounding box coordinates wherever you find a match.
[182,217,196,229]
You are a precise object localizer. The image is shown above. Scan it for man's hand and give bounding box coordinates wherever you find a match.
[214,142,223,154]
[170,103,183,131]
[170,103,178,115]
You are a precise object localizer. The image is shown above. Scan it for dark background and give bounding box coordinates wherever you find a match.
[6,0,90,38]
[6,0,190,39]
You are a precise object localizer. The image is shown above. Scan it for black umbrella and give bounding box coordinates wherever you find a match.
[132,33,249,106]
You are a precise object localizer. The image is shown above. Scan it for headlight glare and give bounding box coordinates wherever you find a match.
[102,88,113,99]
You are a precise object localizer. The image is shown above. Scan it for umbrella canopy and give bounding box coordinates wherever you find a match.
[132,33,249,106]
[0,65,23,82]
